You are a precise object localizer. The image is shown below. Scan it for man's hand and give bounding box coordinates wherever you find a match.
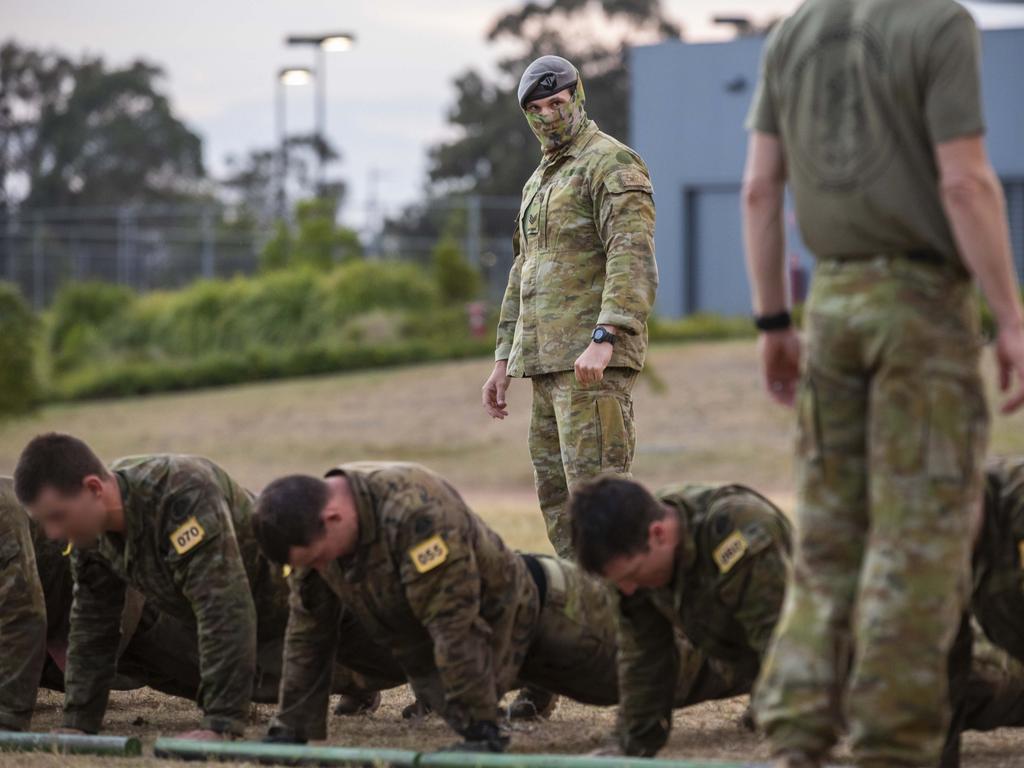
[575,341,614,385]
[175,729,225,741]
[759,328,802,406]
[996,322,1024,413]
[482,361,511,419]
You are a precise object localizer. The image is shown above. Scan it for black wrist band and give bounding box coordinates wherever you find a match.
[754,311,792,332]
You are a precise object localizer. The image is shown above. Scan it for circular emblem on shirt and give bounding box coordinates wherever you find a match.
[784,24,896,192]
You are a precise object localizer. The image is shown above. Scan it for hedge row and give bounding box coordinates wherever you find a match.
[53,336,495,401]
[34,264,785,404]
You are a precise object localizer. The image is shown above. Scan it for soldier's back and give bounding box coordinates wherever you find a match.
[760,0,982,262]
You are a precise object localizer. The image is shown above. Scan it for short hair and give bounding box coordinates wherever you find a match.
[569,475,667,575]
[253,475,329,565]
[14,432,109,505]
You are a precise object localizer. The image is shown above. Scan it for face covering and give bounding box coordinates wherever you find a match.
[524,79,588,154]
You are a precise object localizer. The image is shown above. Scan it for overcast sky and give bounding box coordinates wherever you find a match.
[6,0,1020,229]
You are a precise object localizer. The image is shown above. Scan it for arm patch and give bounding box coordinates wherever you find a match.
[603,168,653,195]
[170,516,206,555]
[713,530,748,574]
[408,534,449,574]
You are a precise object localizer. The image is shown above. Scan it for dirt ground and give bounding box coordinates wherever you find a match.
[3,339,1024,766]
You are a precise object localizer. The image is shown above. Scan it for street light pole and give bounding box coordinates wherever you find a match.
[275,67,313,221]
[285,32,356,194]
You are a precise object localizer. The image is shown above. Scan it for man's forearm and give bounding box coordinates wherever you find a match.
[942,168,1023,327]
[742,179,787,315]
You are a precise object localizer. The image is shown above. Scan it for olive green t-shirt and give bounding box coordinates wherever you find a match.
[747,0,985,266]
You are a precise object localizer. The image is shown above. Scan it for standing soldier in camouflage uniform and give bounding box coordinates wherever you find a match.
[0,477,47,731]
[570,476,791,756]
[252,461,745,750]
[482,54,658,560]
[742,0,1024,765]
[12,433,400,739]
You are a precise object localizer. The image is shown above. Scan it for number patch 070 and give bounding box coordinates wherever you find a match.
[170,516,206,555]
[408,535,449,574]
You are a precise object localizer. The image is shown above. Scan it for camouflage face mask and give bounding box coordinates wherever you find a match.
[524,79,587,154]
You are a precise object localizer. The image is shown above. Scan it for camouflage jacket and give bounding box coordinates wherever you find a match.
[64,455,288,736]
[496,119,658,377]
[274,462,539,741]
[974,458,1024,620]
[617,483,792,756]
[0,478,47,731]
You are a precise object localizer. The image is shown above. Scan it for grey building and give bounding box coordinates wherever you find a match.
[631,25,1024,318]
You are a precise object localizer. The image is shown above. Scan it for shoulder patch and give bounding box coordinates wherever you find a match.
[408,534,449,574]
[1018,540,1024,570]
[604,168,653,195]
[713,530,748,574]
[62,542,73,557]
[170,516,206,555]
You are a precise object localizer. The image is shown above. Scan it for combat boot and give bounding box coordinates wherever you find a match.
[507,686,558,719]
[333,690,381,716]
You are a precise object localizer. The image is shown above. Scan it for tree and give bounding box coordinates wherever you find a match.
[261,198,363,272]
[427,0,682,198]
[0,40,205,209]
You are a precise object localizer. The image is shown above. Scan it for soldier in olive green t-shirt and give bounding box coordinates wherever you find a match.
[741,1,1024,767]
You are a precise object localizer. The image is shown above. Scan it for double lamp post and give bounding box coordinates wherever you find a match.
[275,32,356,219]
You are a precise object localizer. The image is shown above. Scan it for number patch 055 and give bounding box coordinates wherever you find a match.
[408,535,449,574]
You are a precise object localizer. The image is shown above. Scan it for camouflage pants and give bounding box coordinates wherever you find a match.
[518,556,744,707]
[754,257,990,767]
[114,603,404,704]
[529,368,638,558]
[0,511,46,732]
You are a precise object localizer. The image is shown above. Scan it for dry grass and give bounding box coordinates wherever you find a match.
[2,339,1024,766]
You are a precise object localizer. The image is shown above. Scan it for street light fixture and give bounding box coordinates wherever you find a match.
[285,32,357,189]
[276,66,313,219]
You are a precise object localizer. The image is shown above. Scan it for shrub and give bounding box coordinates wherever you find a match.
[0,282,41,415]
[432,235,480,303]
[49,281,135,372]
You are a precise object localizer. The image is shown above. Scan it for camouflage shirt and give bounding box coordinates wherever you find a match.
[0,478,47,731]
[617,483,792,756]
[274,462,539,741]
[64,455,287,736]
[496,119,658,377]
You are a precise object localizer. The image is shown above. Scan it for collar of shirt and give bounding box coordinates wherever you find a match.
[326,468,379,577]
[103,469,139,571]
[667,503,698,608]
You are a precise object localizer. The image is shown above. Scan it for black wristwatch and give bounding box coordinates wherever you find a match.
[592,327,617,345]
[753,311,792,333]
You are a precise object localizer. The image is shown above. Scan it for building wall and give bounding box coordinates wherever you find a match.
[632,28,1024,318]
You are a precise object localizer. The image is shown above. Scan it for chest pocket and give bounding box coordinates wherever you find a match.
[523,186,551,249]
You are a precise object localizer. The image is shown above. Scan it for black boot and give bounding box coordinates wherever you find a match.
[333,690,381,716]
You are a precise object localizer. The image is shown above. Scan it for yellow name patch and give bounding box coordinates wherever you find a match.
[408,535,449,574]
[62,542,73,557]
[1018,540,1024,570]
[170,516,206,555]
[713,531,749,574]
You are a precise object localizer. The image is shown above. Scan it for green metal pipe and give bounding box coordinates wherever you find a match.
[153,738,418,765]
[0,731,142,756]
[152,738,770,768]
[417,754,768,768]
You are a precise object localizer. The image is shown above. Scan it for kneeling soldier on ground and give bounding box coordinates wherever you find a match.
[571,476,791,757]
[12,433,398,739]
[252,461,745,751]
